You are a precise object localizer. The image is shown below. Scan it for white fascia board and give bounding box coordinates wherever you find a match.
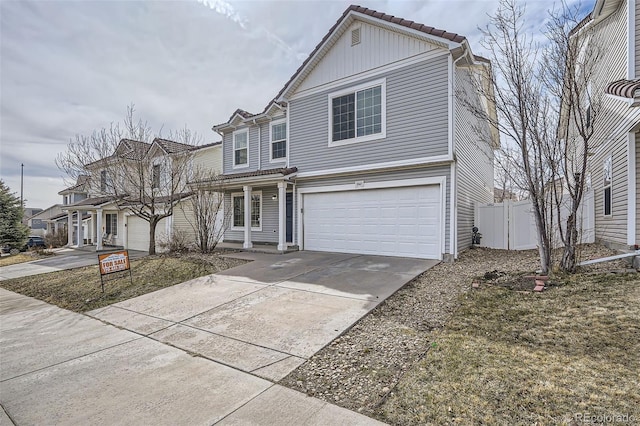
[295,154,453,179]
[629,0,636,79]
[279,11,459,101]
[289,49,449,102]
[627,131,636,245]
[351,12,461,50]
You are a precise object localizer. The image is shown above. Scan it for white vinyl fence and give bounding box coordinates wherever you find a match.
[475,190,595,250]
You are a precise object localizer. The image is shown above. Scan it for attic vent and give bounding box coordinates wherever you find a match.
[351,28,361,46]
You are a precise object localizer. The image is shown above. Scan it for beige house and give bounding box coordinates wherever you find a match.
[62,139,222,252]
[565,0,639,251]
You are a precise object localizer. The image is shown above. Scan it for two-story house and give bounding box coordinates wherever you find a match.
[564,0,639,251]
[210,5,498,261]
[62,138,222,252]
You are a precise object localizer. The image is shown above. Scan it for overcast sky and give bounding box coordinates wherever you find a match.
[0,0,592,209]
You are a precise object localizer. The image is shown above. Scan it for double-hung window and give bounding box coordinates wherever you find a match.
[152,164,161,189]
[329,78,386,146]
[270,120,287,161]
[233,129,249,168]
[231,192,262,230]
[603,155,612,216]
[105,213,118,236]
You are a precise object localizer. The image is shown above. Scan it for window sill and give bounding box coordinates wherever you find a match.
[231,226,262,232]
[328,132,386,148]
[232,164,250,169]
[269,157,287,163]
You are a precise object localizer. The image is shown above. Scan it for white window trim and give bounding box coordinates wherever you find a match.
[603,155,612,217]
[269,118,287,163]
[327,78,387,147]
[231,191,262,231]
[232,129,249,169]
[105,213,118,237]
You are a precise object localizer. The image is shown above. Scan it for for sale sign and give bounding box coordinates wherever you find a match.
[98,250,130,275]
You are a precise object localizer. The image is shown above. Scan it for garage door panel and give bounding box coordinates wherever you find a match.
[303,185,441,259]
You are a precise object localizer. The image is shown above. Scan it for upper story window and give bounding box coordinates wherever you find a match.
[233,129,249,168]
[152,164,161,189]
[329,78,386,146]
[270,120,287,161]
[100,170,110,192]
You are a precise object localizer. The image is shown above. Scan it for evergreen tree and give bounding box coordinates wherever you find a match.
[0,180,29,251]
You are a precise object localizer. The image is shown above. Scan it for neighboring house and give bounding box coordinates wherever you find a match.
[62,139,222,252]
[23,207,44,235]
[565,0,639,251]
[209,5,497,260]
[30,204,64,235]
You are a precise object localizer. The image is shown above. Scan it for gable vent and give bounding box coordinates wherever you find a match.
[351,28,361,46]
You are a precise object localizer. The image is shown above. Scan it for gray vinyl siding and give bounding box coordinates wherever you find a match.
[289,55,449,173]
[222,125,260,174]
[295,164,452,254]
[454,67,494,253]
[223,186,280,243]
[636,0,639,78]
[581,2,639,247]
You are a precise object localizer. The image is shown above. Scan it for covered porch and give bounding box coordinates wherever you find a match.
[196,167,298,252]
[62,197,122,251]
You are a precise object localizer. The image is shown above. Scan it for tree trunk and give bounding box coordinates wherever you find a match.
[148,217,158,255]
[532,205,551,275]
[560,210,579,272]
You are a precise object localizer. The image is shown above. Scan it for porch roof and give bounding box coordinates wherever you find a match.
[192,167,298,189]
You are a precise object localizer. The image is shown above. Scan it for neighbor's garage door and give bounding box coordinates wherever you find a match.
[303,185,441,259]
[127,216,167,252]
[127,216,150,252]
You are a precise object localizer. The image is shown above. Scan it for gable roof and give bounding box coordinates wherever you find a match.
[214,4,476,131]
[58,175,90,195]
[274,5,468,102]
[152,138,195,154]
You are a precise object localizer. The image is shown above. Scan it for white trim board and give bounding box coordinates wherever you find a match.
[295,154,453,179]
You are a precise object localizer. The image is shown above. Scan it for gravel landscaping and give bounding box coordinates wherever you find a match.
[280,243,634,420]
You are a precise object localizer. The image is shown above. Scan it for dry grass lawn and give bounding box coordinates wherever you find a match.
[0,254,36,267]
[378,272,640,425]
[0,254,246,313]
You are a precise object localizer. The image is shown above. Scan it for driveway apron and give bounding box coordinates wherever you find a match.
[1,251,436,424]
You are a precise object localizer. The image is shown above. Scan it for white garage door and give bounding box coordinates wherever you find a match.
[127,216,150,252]
[126,216,168,252]
[303,185,441,259]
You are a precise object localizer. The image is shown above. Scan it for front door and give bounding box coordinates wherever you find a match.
[286,192,293,243]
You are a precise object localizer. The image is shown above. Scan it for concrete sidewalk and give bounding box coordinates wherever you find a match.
[0,288,384,425]
[0,248,147,281]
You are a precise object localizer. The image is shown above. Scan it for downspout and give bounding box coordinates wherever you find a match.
[254,119,261,170]
[449,47,468,259]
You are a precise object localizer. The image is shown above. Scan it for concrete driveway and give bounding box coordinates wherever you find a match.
[0,248,147,280]
[1,251,437,425]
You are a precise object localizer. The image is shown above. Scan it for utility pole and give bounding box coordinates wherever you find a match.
[20,163,24,208]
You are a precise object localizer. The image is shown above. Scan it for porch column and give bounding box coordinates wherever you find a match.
[96,209,103,251]
[90,212,96,244]
[277,182,286,251]
[67,212,73,246]
[243,185,253,249]
[76,211,83,247]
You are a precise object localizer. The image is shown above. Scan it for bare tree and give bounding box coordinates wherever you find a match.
[181,168,230,253]
[56,105,201,255]
[543,3,601,272]
[458,0,557,274]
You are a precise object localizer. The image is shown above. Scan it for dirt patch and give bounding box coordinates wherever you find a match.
[0,250,56,267]
[0,252,247,312]
[280,244,638,423]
